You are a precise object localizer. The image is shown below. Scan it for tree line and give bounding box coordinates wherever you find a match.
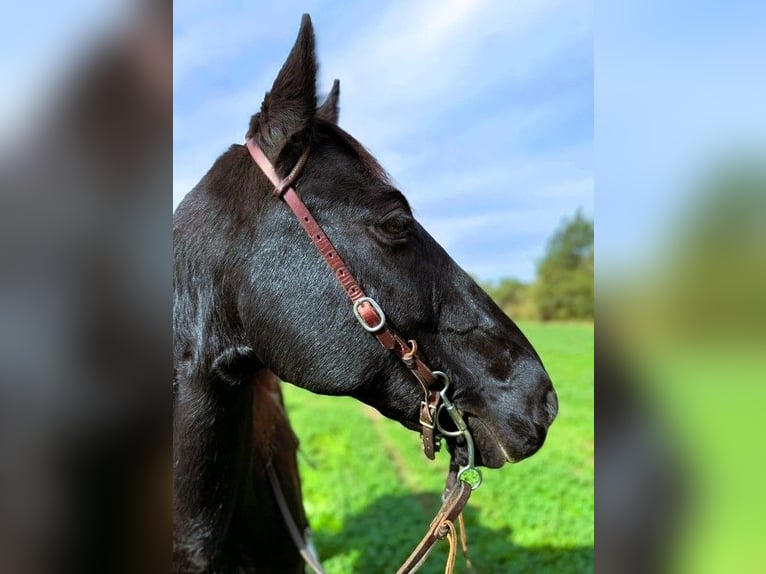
[480,209,593,321]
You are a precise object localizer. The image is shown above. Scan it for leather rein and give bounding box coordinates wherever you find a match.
[246,138,482,573]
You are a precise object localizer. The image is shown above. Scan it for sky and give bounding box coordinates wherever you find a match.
[596,1,766,276]
[173,0,593,282]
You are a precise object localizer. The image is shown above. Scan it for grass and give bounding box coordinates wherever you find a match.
[282,322,593,573]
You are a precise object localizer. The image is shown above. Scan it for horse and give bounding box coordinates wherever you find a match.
[173,14,558,573]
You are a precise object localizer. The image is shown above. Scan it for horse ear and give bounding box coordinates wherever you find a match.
[317,79,340,124]
[247,14,317,154]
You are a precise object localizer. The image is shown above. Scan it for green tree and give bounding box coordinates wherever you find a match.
[486,277,524,308]
[482,277,538,320]
[536,209,594,321]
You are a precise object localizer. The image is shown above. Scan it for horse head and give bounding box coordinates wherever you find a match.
[174,15,557,474]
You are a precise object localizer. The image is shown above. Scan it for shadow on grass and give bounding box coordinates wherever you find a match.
[313,492,593,574]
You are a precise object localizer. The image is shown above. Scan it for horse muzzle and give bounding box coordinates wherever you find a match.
[460,382,558,468]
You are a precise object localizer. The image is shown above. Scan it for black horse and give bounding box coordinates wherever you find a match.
[173,14,558,573]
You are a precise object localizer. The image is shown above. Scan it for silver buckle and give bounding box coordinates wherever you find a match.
[352,297,386,333]
[419,401,436,429]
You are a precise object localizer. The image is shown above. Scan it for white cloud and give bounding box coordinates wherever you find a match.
[321,0,587,149]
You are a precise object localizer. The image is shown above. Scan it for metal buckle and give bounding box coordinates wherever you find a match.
[419,401,436,429]
[352,297,386,333]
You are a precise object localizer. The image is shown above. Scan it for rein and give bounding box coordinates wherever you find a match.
[246,138,481,573]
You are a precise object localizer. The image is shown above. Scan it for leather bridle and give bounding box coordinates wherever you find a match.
[246,138,482,573]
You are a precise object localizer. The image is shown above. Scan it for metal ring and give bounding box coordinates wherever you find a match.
[352,297,386,333]
[457,466,483,490]
[431,370,450,393]
[431,370,483,490]
[435,403,466,437]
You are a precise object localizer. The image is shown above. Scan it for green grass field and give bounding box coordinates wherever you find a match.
[282,322,593,573]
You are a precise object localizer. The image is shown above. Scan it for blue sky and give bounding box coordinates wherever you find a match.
[173,0,593,282]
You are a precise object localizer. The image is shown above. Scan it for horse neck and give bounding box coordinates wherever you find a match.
[249,370,301,474]
[229,370,306,570]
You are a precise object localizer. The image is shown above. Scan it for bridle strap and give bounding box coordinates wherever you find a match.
[396,478,472,574]
[267,465,327,574]
[246,139,442,459]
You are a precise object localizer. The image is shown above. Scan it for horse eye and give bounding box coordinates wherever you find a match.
[382,219,406,235]
[378,214,410,238]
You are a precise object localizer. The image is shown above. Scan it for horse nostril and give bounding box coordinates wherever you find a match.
[545,388,559,425]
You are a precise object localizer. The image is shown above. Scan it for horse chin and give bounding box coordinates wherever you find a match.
[469,414,552,466]
[447,418,511,469]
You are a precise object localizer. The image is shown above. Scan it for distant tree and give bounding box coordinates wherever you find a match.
[480,277,538,320]
[490,277,526,309]
[536,209,594,321]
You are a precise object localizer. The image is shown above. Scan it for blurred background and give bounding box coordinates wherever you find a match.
[597,1,766,573]
[1,1,170,573]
